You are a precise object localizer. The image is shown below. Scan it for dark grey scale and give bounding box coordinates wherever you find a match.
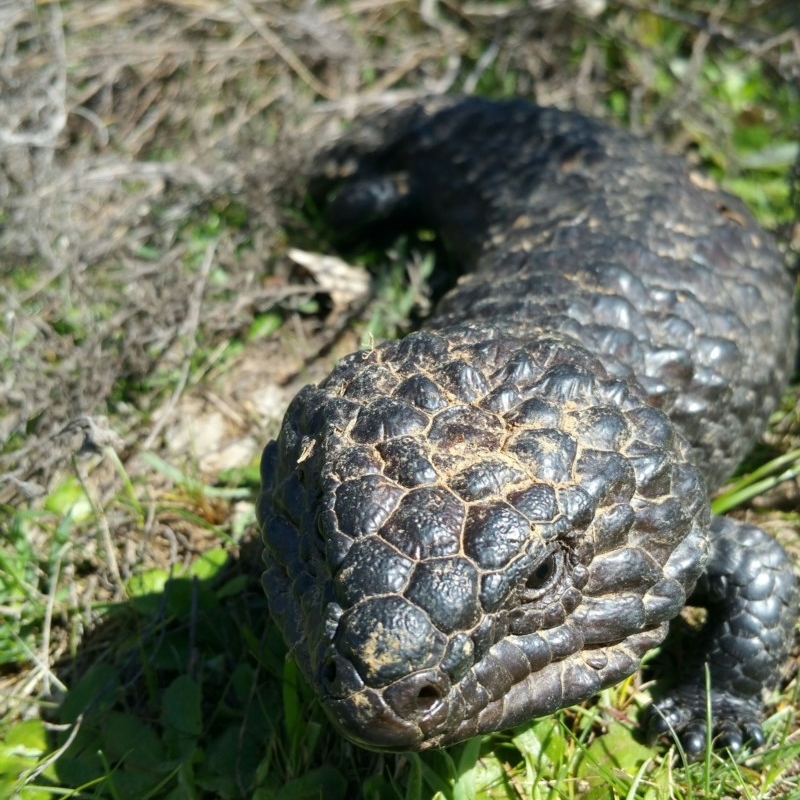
[556,486,596,530]
[258,97,797,754]
[428,405,504,450]
[470,613,510,663]
[330,445,384,481]
[439,359,491,401]
[336,596,448,686]
[405,557,482,633]
[505,429,577,484]
[377,437,438,488]
[480,385,522,414]
[573,449,636,506]
[625,443,673,498]
[506,483,559,522]
[323,529,354,574]
[334,536,414,606]
[343,361,400,398]
[591,504,636,553]
[441,633,474,682]
[394,374,448,411]
[464,503,534,570]
[492,350,541,387]
[450,460,527,502]
[350,396,429,443]
[585,548,665,596]
[505,396,561,429]
[332,475,403,537]
[379,486,464,560]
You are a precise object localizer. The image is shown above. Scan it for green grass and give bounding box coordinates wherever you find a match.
[1,1,799,799]
[1,439,799,797]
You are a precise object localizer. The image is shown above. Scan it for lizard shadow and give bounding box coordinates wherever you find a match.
[44,532,342,797]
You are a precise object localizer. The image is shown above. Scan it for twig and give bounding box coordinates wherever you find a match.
[0,2,67,148]
[39,545,68,698]
[71,454,123,594]
[232,0,338,100]
[15,716,84,791]
[463,39,500,93]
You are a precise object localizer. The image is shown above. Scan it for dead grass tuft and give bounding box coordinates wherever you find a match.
[2,1,798,498]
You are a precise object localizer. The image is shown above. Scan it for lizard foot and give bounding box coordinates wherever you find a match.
[644,685,766,757]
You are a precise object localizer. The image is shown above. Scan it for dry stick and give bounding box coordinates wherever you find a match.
[71,105,109,147]
[233,0,338,100]
[65,561,82,662]
[11,627,68,703]
[614,0,798,63]
[72,454,123,595]
[134,486,160,580]
[320,0,408,21]
[369,46,453,95]
[13,161,213,308]
[0,1,67,148]
[751,28,800,61]
[39,544,68,698]
[202,390,249,430]
[15,715,84,791]
[463,39,500,94]
[142,240,217,452]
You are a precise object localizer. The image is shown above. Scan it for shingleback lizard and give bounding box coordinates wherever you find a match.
[257,97,799,754]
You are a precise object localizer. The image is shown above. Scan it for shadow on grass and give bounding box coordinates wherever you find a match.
[44,534,394,800]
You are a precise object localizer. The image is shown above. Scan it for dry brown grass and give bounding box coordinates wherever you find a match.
[2,0,798,498]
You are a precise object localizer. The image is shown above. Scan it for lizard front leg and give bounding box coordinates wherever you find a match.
[646,516,798,755]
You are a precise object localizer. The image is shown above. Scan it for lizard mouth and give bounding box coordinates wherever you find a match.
[316,622,673,751]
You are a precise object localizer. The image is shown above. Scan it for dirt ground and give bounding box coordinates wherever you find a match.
[1,0,799,773]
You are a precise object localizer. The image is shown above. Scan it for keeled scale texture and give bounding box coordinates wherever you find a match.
[259,98,797,751]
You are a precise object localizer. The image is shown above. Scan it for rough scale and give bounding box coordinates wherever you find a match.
[258,97,798,753]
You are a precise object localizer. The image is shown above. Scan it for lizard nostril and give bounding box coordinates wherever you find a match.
[319,652,364,699]
[322,657,337,685]
[415,684,443,713]
[384,670,450,723]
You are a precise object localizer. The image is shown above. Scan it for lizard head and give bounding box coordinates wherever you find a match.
[259,325,709,750]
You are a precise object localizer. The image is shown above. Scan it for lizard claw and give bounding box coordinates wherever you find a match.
[644,687,765,757]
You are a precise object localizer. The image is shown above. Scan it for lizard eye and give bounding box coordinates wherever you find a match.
[521,551,561,600]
